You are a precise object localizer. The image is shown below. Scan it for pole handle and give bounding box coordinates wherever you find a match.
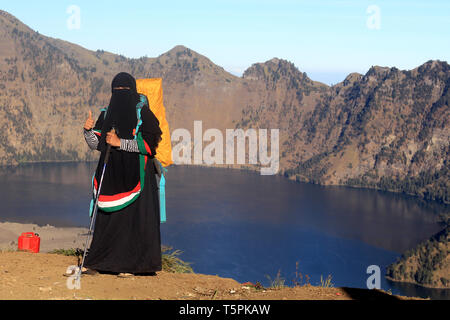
[104,127,115,165]
[104,144,112,165]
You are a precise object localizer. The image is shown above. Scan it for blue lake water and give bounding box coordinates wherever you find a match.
[0,162,448,299]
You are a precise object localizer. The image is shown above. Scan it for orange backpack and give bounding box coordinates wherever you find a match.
[136,78,173,167]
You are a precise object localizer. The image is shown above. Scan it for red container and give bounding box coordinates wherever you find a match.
[18,232,40,253]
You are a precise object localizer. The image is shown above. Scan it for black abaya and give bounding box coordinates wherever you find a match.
[84,72,163,274]
[84,157,162,274]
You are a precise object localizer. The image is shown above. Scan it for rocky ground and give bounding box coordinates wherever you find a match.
[0,251,414,300]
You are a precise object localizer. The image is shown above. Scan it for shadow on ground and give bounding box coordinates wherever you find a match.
[341,287,401,300]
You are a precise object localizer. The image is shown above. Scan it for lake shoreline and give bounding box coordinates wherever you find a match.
[386,275,449,290]
[3,160,449,206]
[1,163,448,299]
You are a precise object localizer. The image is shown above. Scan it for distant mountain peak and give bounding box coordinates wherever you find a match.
[242,58,310,83]
[415,59,450,74]
[167,45,189,53]
[339,72,363,87]
[366,65,391,76]
[422,59,448,68]
[364,60,450,80]
[162,45,202,59]
[268,57,281,64]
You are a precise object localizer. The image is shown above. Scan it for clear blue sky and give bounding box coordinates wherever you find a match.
[2,0,449,84]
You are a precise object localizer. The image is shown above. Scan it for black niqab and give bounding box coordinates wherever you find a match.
[98,72,140,151]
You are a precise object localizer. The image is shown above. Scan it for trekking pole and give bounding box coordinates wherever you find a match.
[77,127,116,279]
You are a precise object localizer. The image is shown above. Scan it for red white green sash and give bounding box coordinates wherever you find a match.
[92,154,147,212]
[90,95,150,213]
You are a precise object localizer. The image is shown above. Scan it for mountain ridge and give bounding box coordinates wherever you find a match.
[1,9,446,89]
[0,10,449,205]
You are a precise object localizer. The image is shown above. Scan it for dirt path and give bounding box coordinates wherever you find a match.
[0,252,415,300]
[0,222,87,253]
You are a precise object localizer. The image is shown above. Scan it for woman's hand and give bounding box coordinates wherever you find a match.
[84,110,94,130]
[106,129,121,147]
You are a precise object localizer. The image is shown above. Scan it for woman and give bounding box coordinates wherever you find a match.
[82,72,162,275]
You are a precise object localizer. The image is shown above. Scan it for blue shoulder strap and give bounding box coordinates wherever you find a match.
[155,160,168,223]
[101,107,107,120]
[134,94,146,138]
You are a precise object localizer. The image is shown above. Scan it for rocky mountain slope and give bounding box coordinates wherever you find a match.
[0,10,249,166]
[0,10,448,204]
[239,59,450,204]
